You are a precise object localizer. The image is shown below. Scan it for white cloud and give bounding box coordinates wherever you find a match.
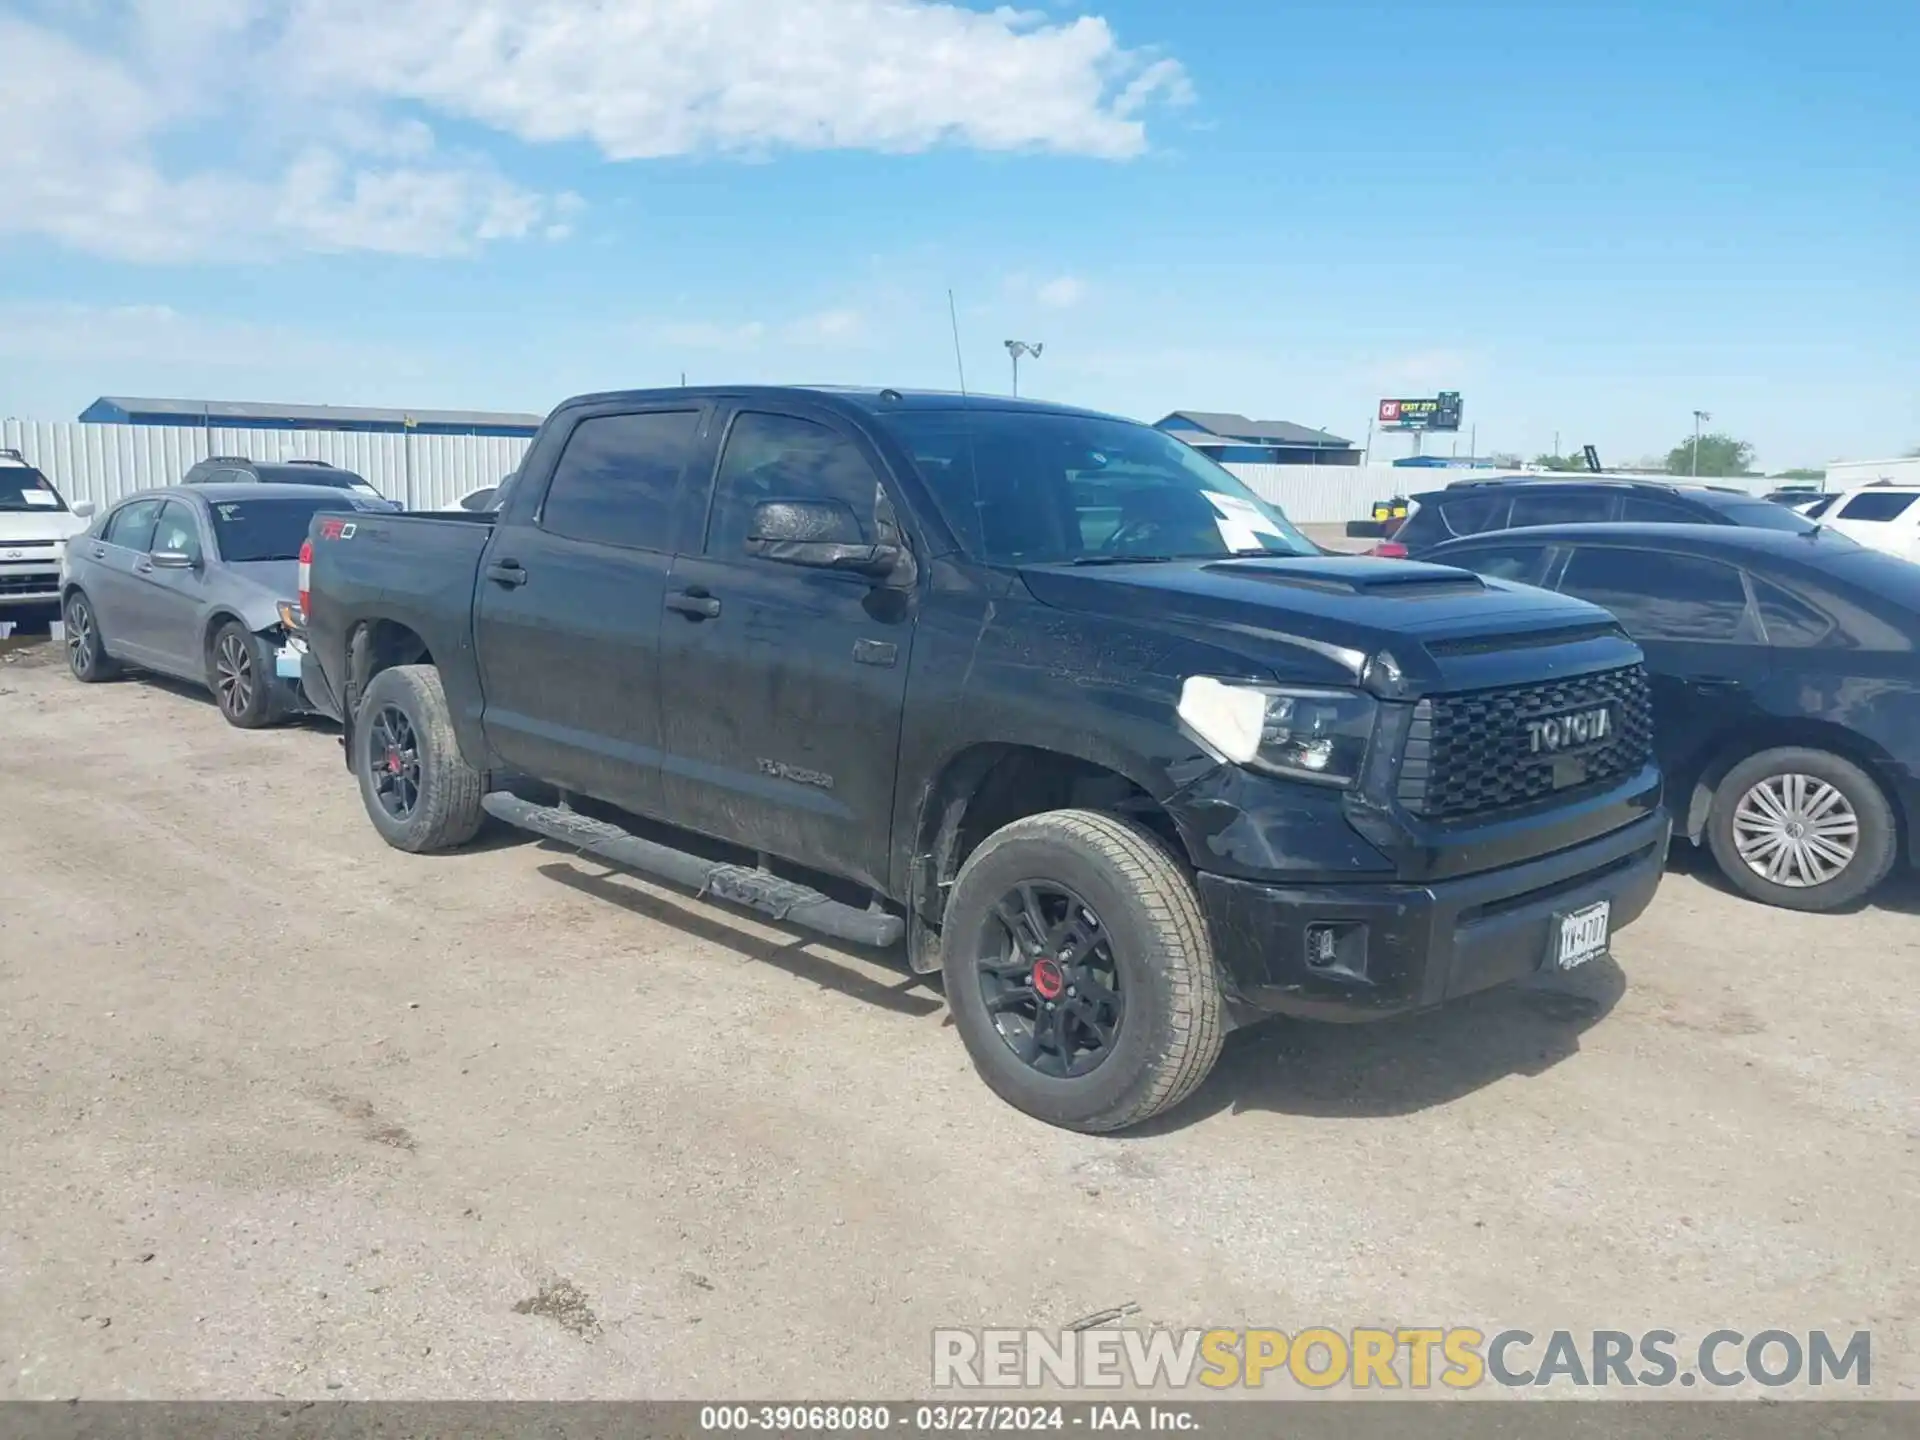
[0,10,562,262]
[1035,276,1089,309]
[280,0,1187,161]
[0,1,1184,263]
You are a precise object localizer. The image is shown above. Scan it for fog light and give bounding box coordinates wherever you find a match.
[1304,922,1369,980]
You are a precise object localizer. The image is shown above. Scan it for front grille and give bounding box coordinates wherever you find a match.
[1398,664,1654,820]
[0,539,58,550]
[0,571,59,595]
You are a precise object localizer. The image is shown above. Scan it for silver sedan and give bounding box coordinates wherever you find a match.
[60,482,393,727]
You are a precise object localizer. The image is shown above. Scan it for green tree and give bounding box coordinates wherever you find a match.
[1532,452,1587,472]
[1664,432,1755,477]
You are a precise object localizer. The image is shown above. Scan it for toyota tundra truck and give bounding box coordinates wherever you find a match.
[300,386,1669,1132]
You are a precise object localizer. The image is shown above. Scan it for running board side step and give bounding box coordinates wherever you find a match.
[482,792,905,950]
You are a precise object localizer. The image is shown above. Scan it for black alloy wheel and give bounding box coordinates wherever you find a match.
[366,703,423,822]
[978,881,1126,1079]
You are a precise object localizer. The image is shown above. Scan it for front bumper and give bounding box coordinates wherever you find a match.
[1198,806,1670,1023]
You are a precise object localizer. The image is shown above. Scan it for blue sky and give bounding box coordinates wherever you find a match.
[1,0,1914,471]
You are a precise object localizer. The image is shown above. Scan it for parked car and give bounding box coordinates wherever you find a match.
[444,470,518,513]
[302,385,1669,1133]
[1371,477,1818,559]
[181,456,395,508]
[61,483,394,727]
[0,449,87,622]
[1761,486,1826,507]
[1818,484,1920,563]
[1421,522,1920,912]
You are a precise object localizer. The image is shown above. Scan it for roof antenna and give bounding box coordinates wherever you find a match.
[947,290,968,398]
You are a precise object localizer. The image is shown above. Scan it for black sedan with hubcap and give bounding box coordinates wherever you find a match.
[1422,522,1920,912]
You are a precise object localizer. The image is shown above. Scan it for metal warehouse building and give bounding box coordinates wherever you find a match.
[77,396,544,439]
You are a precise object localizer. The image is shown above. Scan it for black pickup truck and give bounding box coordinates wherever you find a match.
[301,386,1669,1132]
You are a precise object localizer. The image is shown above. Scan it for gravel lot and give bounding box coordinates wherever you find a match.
[2,638,1916,1401]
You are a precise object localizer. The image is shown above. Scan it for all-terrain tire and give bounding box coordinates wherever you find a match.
[1706,746,1897,912]
[63,589,121,682]
[352,664,485,853]
[941,809,1224,1133]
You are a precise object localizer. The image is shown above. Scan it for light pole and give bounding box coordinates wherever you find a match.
[1692,409,1711,477]
[1004,340,1043,397]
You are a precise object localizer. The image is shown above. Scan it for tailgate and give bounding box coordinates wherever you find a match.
[303,510,494,718]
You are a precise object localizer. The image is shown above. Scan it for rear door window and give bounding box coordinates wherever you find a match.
[1557,546,1753,641]
[1751,576,1834,647]
[539,410,703,552]
[1509,491,1616,528]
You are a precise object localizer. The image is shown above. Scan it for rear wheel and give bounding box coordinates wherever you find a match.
[352,664,485,853]
[941,809,1224,1133]
[63,590,120,682]
[1706,747,1896,912]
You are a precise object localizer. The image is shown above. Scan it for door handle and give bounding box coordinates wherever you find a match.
[134,559,153,575]
[91,546,107,560]
[485,559,528,587]
[666,590,721,620]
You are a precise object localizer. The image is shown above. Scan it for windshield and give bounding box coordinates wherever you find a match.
[208,497,363,562]
[0,467,68,513]
[1718,500,1819,534]
[876,409,1316,565]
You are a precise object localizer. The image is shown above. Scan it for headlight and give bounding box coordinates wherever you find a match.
[1177,677,1378,786]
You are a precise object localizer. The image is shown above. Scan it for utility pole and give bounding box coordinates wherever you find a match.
[1003,340,1043,397]
[1692,409,1711,477]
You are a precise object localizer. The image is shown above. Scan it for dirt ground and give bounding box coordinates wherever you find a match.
[2,639,1916,1401]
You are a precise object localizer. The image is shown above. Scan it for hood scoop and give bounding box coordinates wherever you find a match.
[1200,555,1486,598]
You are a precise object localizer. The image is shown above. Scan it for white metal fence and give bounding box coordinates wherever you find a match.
[2,420,531,512]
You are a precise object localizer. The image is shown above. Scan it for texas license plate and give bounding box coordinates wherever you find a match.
[1556,901,1610,970]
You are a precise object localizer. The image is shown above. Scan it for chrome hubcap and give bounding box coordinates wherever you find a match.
[1732,773,1858,888]
[215,633,253,717]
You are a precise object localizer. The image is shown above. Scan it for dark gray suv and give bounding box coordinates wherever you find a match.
[181,456,393,506]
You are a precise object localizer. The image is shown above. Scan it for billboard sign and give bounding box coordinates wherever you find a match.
[1378,392,1464,432]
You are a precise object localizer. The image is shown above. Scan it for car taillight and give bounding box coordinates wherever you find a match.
[1367,541,1409,559]
[298,539,312,620]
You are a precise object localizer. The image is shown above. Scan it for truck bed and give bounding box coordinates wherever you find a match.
[301,510,497,726]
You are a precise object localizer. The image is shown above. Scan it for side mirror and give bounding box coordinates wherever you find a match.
[745,498,904,580]
[72,501,96,519]
[151,550,196,570]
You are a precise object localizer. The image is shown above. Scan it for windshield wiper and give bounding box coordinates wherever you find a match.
[1064,554,1180,566]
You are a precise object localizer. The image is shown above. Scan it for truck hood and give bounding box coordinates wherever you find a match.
[1018,555,1630,692]
[0,510,87,543]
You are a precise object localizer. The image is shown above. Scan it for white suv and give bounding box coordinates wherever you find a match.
[0,450,88,619]
[1824,484,1920,563]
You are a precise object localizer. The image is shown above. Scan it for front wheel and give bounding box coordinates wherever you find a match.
[210,620,281,729]
[941,809,1224,1133]
[352,664,485,853]
[1706,747,1897,911]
